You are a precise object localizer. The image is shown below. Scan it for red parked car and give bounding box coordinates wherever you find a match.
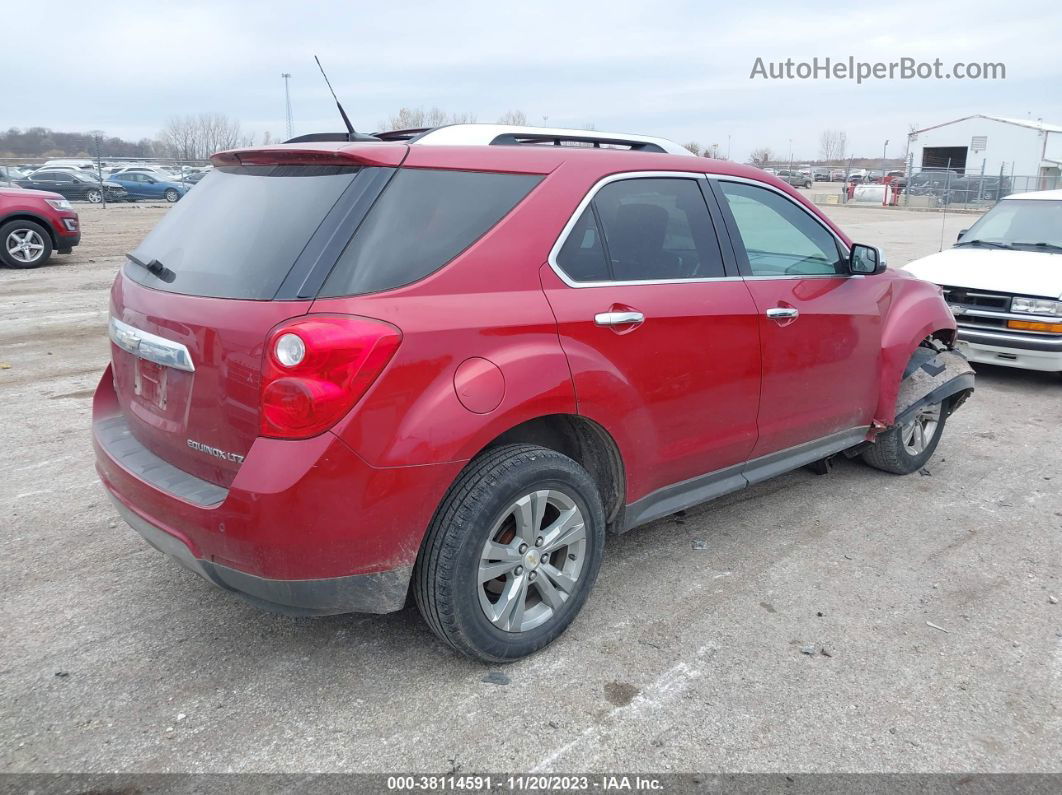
[0,186,81,268]
[92,125,974,662]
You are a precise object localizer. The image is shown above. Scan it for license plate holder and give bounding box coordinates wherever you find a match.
[134,357,169,410]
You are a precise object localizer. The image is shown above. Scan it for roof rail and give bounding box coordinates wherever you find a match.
[371,128,432,142]
[409,124,693,156]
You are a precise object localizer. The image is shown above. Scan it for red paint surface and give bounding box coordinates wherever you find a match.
[94,142,956,585]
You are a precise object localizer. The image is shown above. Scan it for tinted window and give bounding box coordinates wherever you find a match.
[555,207,609,282]
[719,181,844,276]
[124,165,360,299]
[592,177,724,281]
[320,169,541,297]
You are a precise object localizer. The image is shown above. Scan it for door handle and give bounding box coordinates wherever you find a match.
[595,311,645,326]
[766,307,799,320]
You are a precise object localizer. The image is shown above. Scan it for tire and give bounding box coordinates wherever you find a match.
[164,189,179,203]
[86,189,102,203]
[861,399,947,474]
[1,219,52,268]
[414,444,606,663]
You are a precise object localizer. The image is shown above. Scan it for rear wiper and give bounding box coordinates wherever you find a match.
[954,239,1014,249]
[125,253,175,283]
[1013,242,1062,253]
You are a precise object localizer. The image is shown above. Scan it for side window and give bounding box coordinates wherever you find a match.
[592,178,724,281]
[555,207,609,282]
[320,168,542,297]
[718,181,844,276]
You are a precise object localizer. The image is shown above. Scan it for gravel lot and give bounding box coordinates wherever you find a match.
[1,203,1059,774]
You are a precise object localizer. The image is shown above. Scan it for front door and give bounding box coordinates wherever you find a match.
[711,178,884,457]
[541,175,761,503]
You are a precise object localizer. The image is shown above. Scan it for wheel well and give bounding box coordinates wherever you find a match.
[1,214,56,248]
[929,328,956,347]
[485,415,626,526]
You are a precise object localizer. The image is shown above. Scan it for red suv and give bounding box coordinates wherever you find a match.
[92,125,974,662]
[1,186,81,268]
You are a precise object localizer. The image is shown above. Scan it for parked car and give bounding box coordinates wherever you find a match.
[829,170,846,182]
[0,165,29,181]
[93,124,973,662]
[904,190,1062,372]
[109,165,180,180]
[179,170,209,185]
[0,186,80,268]
[41,158,96,171]
[106,171,188,202]
[812,169,830,182]
[775,169,812,188]
[15,169,127,203]
[905,170,961,197]
[943,175,1012,205]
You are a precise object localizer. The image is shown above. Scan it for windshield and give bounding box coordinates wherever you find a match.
[958,199,1062,250]
[124,165,361,299]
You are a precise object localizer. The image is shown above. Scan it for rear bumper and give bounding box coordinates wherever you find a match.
[92,366,463,615]
[106,493,411,616]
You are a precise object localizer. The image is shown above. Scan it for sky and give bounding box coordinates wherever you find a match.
[2,0,1060,163]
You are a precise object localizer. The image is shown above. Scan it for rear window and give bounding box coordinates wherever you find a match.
[319,169,542,297]
[124,165,360,299]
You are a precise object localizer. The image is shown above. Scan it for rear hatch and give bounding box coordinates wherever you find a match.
[107,153,400,487]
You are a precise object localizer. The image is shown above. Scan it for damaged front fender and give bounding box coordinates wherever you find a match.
[890,346,975,432]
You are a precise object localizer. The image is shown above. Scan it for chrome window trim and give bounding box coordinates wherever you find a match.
[108,316,195,373]
[706,173,853,266]
[546,171,739,288]
[547,171,856,289]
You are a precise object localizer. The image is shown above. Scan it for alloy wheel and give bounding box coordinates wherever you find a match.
[5,229,45,264]
[901,403,942,455]
[87,190,102,203]
[477,489,587,633]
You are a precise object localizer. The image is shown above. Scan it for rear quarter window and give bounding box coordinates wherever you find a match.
[319,168,542,297]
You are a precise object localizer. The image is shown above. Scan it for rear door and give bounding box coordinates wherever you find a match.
[540,174,761,502]
[710,178,883,457]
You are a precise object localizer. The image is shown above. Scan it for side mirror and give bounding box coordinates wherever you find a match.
[850,243,887,275]
[957,228,969,242]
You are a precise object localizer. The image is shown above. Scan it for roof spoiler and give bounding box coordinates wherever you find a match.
[211,143,406,168]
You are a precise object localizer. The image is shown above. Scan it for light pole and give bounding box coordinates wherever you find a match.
[788,138,793,173]
[281,73,294,139]
[882,139,889,205]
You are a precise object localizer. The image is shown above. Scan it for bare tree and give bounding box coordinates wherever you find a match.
[749,146,773,166]
[819,130,837,164]
[819,129,849,166]
[684,141,704,156]
[497,110,528,126]
[158,113,251,160]
[380,107,477,131]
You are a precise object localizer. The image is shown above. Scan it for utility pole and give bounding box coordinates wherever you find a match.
[281,73,295,139]
[882,139,889,206]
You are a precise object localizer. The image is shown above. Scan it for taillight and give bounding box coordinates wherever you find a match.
[260,315,401,439]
